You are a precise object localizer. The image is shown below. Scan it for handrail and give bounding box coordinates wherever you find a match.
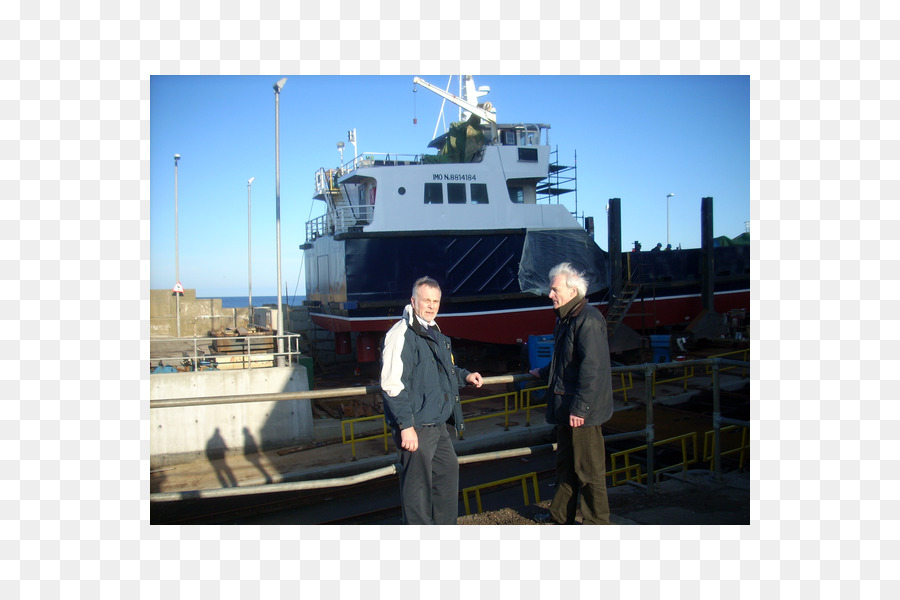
[149,373,534,409]
[150,358,749,504]
[149,361,748,409]
[609,432,700,486]
[151,442,559,503]
[652,364,695,398]
[150,332,307,374]
[462,472,541,515]
[703,425,749,471]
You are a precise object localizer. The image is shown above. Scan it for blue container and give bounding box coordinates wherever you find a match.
[649,334,672,363]
[528,334,554,370]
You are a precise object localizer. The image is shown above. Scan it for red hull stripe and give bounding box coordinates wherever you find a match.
[309,290,750,346]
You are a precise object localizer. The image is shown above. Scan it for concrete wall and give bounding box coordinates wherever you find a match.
[150,288,252,338]
[150,365,312,468]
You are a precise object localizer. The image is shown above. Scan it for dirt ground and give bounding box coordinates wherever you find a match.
[457,469,751,525]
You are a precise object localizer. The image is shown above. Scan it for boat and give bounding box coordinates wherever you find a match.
[300,76,750,359]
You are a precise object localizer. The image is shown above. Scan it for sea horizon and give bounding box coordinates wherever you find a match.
[197,295,307,309]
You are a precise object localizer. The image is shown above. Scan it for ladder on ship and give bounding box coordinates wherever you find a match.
[606,281,641,338]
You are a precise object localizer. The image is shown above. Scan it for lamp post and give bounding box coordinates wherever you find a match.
[247,176,255,328]
[274,78,287,367]
[174,153,181,337]
[666,193,675,247]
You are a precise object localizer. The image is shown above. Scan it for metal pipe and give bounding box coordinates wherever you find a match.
[644,363,656,495]
[712,359,722,482]
[174,153,180,338]
[150,464,400,502]
[273,78,286,367]
[607,197,622,301]
[457,443,557,466]
[151,429,660,504]
[149,373,536,409]
[151,444,561,503]
[247,177,254,325]
[149,363,749,409]
[150,359,749,416]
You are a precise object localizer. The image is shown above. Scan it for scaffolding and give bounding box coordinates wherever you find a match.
[536,146,578,221]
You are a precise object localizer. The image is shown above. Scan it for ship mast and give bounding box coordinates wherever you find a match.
[413,76,498,142]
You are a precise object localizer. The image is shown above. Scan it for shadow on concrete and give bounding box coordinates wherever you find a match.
[206,428,237,487]
[243,427,272,484]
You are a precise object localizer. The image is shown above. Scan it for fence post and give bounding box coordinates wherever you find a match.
[644,363,656,496]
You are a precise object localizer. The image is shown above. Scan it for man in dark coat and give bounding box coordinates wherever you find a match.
[530,262,613,524]
[381,276,483,524]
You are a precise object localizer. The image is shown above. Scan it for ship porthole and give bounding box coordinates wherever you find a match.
[398,187,406,195]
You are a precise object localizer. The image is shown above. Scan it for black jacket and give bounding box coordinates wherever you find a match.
[380,305,470,434]
[536,297,614,426]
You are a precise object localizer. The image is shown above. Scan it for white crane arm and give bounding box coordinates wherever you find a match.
[413,76,497,124]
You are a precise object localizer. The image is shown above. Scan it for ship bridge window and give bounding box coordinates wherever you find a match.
[508,187,524,204]
[448,183,466,204]
[518,147,538,162]
[501,130,517,145]
[424,182,443,204]
[471,183,489,204]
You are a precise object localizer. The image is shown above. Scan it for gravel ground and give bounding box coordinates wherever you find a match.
[457,470,750,525]
[457,501,555,525]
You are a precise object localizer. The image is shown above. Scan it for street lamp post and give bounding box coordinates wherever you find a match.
[247,176,255,328]
[274,78,287,367]
[666,193,675,247]
[174,153,181,337]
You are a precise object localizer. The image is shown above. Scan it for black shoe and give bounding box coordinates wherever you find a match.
[533,513,557,524]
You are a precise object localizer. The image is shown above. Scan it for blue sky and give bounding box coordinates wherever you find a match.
[150,75,749,298]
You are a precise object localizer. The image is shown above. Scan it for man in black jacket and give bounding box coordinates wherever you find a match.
[530,262,613,524]
[381,276,483,524]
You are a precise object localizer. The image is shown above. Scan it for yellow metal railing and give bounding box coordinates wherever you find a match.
[462,472,541,515]
[703,425,749,471]
[520,385,549,426]
[336,365,746,466]
[652,364,695,398]
[519,373,633,424]
[609,432,699,486]
[341,374,642,452]
[457,390,518,440]
[614,371,634,403]
[340,414,391,460]
[706,348,750,379]
[604,462,644,487]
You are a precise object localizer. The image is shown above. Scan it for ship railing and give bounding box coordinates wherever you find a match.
[305,214,330,241]
[314,168,341,197]
[316,154,424,187]
[149,332,308,373]
[305,205,376,242]
[346,152,423,172]
[508,123,548,146]
[149,358,750,504]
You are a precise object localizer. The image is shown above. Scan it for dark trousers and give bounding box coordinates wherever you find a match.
[549,424,611,525]
[393,424,459,525]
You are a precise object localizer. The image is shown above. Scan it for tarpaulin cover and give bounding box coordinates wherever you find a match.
[713,232,750,247]
[422,115,485,164]
[518,229,610,296]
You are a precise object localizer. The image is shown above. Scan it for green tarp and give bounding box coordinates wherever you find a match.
[713,232,750,247]
[422,115,485,164]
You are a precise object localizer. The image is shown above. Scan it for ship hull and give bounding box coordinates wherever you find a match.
[308,288,750,346]
[303,230,750,345]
